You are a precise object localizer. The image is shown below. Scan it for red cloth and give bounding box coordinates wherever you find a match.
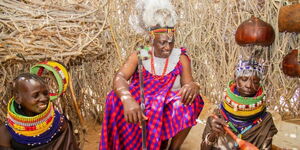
[99,49,204,150]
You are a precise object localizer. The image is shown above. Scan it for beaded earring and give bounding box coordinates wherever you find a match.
[18,103,21,109]
[150,33,155,44]
[167,29,174,42]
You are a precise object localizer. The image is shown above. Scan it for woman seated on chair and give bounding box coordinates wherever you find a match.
[99,0,204,149]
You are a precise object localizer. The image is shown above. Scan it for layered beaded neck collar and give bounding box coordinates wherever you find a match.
[6,98,64,146]
[222,80,265,117]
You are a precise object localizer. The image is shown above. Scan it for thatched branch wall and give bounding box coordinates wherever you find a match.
[1,0,300,145]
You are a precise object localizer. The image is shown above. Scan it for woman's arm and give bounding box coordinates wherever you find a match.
[260,118,278,150]
[113,51,147,124]
[0,125,12,149]
[201,117,217,150]
[178,54,200,105]
[201,114,227,149]
[113,51,138,99]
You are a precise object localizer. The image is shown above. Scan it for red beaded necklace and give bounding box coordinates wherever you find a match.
[150,49,169,79]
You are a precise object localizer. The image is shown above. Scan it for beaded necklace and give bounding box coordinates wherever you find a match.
[220,104,266,132]
[223,80,265,117]
[221,81,267,147]
[5,98,64,146]
[220,106,266,138]
[150,49,169,80]
[220,106,266,147]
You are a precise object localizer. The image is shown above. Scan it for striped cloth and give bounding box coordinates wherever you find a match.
[99,49,204,150]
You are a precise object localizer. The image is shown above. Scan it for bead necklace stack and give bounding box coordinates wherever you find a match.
[222,80,265,117]
[5,98,64,146]
[220,106,266,148]
[220,105,265,136]
[221,80,267,147]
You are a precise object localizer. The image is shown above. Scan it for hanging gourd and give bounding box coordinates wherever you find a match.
[278,4,300,33]
[282,49,300,77]
[235,16,275,46]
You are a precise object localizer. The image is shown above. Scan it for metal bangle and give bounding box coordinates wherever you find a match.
[204,133,217,146]
[193,81,200,88]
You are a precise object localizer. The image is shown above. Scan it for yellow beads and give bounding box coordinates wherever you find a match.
[7,98,53,122]
[223,101,265,117]
[7,98,56,137]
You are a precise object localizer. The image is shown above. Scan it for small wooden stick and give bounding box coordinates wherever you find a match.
[213,115,258,150]
[69,73,85,128]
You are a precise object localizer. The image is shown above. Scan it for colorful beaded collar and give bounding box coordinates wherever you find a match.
[222,80,265,117]
[6,98,63,146]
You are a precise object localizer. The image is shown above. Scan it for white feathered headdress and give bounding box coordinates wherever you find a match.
[129,0,177,34]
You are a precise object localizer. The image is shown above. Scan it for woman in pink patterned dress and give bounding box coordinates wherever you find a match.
[99,0,204,149]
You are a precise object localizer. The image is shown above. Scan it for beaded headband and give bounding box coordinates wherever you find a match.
[30,61,69,101]
[149,27,175,35]
[235,59,264,79]
[149,27,175,43]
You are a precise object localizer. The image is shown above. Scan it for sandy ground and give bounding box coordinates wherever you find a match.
[82,100,300,150]
[82,120,203,150]
[82,120,102,150]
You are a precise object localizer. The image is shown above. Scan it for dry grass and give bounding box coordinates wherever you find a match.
[0,0,300,147]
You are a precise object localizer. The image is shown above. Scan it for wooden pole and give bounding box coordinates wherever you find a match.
[138,54,147,150]
[69,73,85,128]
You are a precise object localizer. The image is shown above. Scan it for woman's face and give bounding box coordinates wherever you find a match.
[15,78,50,116]
[152,33,175,58]
[236,75,261,97]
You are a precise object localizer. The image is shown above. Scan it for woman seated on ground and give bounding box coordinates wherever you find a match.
[99,0,204,149]
[0,73,79,150]
[201,59,278,150]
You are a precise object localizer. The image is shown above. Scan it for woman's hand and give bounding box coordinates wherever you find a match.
[210,115,227,136]
[122,96,148,124]
[178,82,200,105]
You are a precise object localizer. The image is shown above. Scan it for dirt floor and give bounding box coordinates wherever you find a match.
[82,121,204,150]
[82,100,300,150]
[82,120,102,150]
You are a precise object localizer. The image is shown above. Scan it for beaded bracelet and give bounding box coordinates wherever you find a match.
[193,82,201,88]
[30,61,69,101]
